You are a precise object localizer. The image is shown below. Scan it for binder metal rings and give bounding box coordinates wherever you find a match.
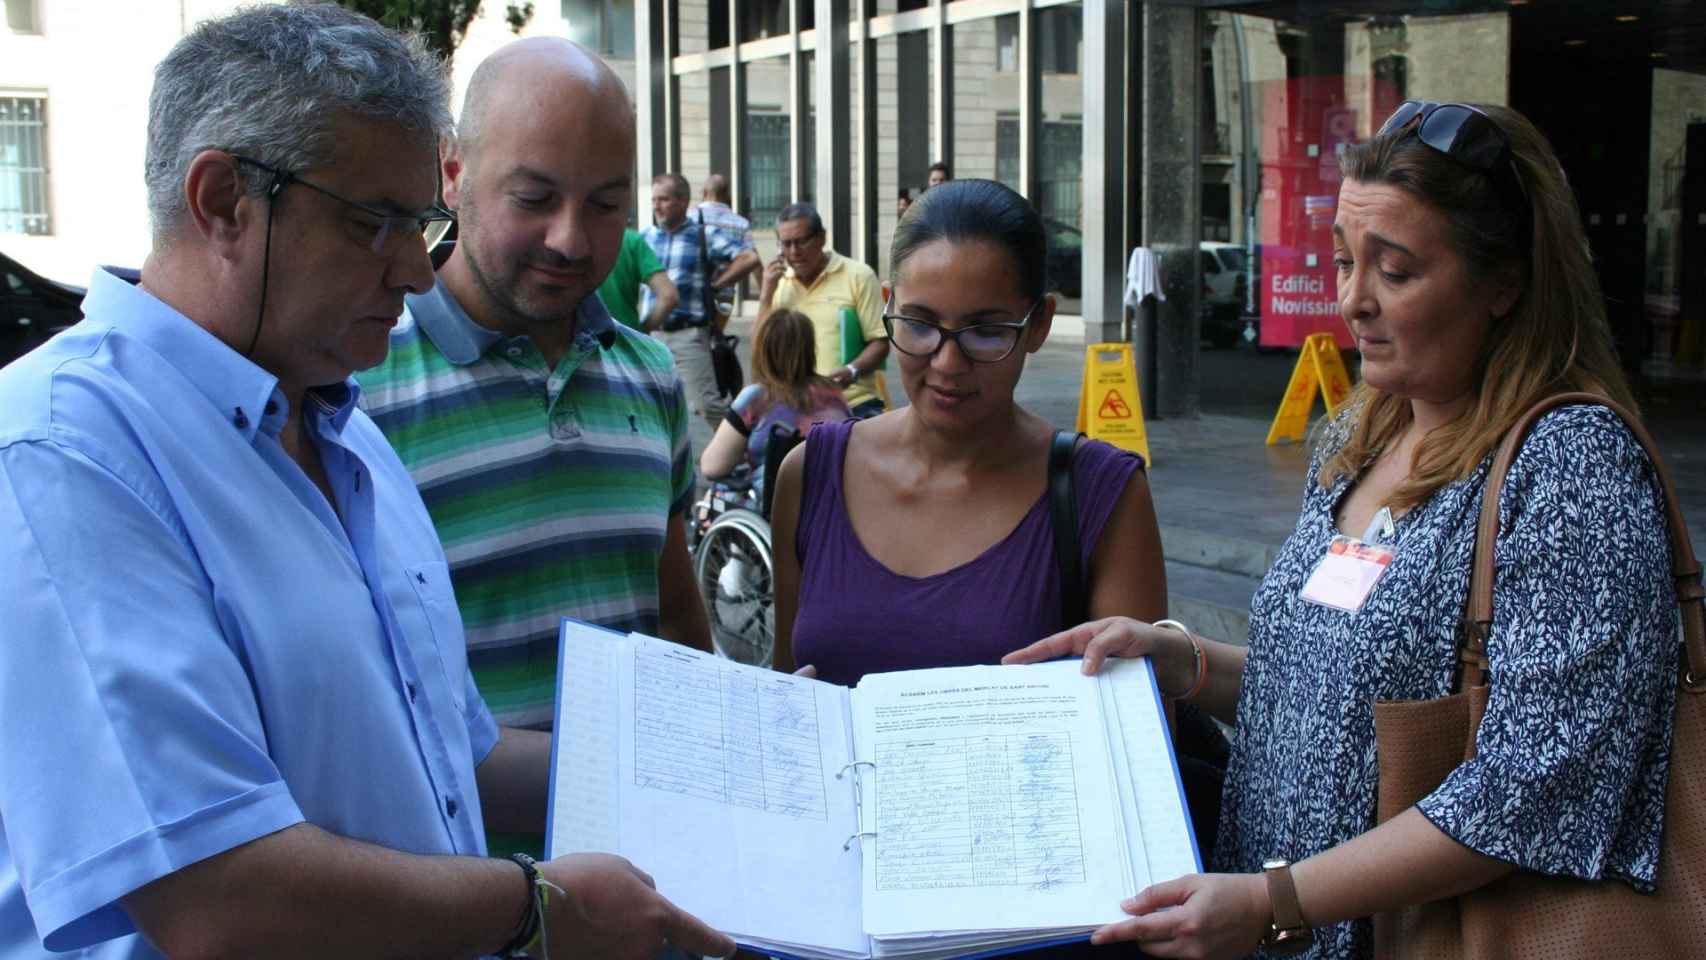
[836,759,877,780]
[843,830,877,852]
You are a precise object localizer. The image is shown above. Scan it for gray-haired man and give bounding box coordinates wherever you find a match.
[0,6,731,960]
[757,201,889,417]
[643,171,761,428]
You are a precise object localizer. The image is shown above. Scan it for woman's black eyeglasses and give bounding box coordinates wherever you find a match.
[1376,101,1530,217]
[232,155,455,255]
[881,296,1040,364]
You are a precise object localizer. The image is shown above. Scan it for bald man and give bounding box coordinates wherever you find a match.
[359,40,713,749]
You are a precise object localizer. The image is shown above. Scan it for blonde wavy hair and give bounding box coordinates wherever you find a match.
[1319,104,1637,509]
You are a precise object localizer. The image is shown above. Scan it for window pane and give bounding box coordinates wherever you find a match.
[1037,4,1081,302]
[739,0,787,43]
[952,16,1017,187]
[5,0,38,34]
[0,96,51,236]
[803,51,817,206]
[744,56,792,228]
[995,116,1020,192]
[560,0,602,50]
[1036,4,1080,75]
[607,0,635,59]
[1647,70,1706,382]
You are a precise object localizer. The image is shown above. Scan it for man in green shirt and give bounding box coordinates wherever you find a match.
[596,227,679,329]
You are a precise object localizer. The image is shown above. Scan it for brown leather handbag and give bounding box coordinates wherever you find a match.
[1370,392,1706,960]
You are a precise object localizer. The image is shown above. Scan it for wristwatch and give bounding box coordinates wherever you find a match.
[1261,858,1314,955]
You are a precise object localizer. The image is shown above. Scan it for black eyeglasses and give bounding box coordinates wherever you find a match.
[232,155,455,256]
[1376,101,1530,215]
[881,296,1040,364]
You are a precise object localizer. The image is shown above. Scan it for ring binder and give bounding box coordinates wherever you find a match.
[843,830,877,852]
[836,759,877,780]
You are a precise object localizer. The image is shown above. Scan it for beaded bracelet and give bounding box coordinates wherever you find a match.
[1153,619,1208,702]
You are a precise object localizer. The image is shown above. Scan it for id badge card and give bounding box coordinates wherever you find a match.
[1299,535,1396,613]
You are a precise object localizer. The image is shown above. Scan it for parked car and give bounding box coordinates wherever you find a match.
[1199,241,1249,349]
[1,250,86,367]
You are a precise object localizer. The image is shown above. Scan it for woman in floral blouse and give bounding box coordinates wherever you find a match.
[1007,102,1680,960]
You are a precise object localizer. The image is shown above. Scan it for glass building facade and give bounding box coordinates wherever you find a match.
[629,0,1704,415]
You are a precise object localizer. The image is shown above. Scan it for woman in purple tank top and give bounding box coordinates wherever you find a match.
[767,179,1167,688]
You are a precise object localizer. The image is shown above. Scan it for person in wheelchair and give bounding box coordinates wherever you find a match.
[699,307,852,502]
[692,309,852,669]
[768,179,1168,688]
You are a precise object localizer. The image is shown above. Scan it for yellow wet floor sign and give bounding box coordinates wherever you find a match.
[1266,332,1355,445]
[1076,342,1151,464]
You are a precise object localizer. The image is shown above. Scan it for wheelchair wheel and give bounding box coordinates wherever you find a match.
[693,508,775,668]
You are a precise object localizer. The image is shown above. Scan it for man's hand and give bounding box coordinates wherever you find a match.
[760,256,787,300]
[828,365,856,387]
[540,853,736,960]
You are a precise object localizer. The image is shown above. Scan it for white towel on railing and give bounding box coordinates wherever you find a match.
[1123,246,1165,306]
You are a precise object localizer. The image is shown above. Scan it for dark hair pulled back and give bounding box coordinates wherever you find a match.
[890,178,1047,300]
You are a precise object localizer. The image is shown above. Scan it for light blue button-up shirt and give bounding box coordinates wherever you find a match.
[0,269,500,958]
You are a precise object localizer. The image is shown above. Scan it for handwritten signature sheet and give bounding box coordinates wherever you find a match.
[853,661,1130,937]
[616,636,866,956]
[633,643,830,819]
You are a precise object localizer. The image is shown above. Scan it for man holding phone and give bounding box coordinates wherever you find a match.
[757,202,889,418]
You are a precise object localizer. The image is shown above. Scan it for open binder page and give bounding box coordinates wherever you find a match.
[1099,657,1202,883]
[547,619,625,856]
[616,636,867,957]
[852,661,1131,939]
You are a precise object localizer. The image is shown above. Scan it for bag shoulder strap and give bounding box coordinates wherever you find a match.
[1459,391,1704,695]
[1050,430,1085,628]
[694,208,711,278]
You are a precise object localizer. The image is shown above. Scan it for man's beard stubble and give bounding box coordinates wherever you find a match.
[457,187,590,331]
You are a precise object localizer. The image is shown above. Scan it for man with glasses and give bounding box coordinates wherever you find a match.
[0,8,731,960]
[757,202,890,418]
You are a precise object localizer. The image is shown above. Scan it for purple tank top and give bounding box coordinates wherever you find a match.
[791,418,1143,686]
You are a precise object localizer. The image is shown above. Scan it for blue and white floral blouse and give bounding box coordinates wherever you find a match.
[1217,403,1680,960]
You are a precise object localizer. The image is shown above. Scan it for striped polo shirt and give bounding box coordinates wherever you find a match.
[358,281,693,727]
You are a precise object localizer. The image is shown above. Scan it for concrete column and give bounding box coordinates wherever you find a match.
[730,0,745,213]
[1082,0,1126,345]
[1140,1,1201,419]
[637,0,669,196]
[855,0,878,265]
[1017,0,1037,201]
[930,0,951,171]
[665,0,681,172]
[788,0,806,204]
[815,0,852,253]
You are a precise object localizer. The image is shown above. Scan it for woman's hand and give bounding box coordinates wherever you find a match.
[1002,617,1198,693]
[1090,872,1269,960]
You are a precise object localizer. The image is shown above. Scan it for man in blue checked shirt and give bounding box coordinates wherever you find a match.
[0,7,731,960]
[643,172,762,429]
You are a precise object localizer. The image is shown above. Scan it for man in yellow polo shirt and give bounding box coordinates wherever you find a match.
[757,202,890,417]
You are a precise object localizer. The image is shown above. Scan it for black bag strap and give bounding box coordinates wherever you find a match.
[1049,430,1085,628]
[693,208,717,324]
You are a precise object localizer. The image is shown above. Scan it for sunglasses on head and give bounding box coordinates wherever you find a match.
[1377,100,1531,219]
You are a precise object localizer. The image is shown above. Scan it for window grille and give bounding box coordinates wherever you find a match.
[0,95,50,236]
